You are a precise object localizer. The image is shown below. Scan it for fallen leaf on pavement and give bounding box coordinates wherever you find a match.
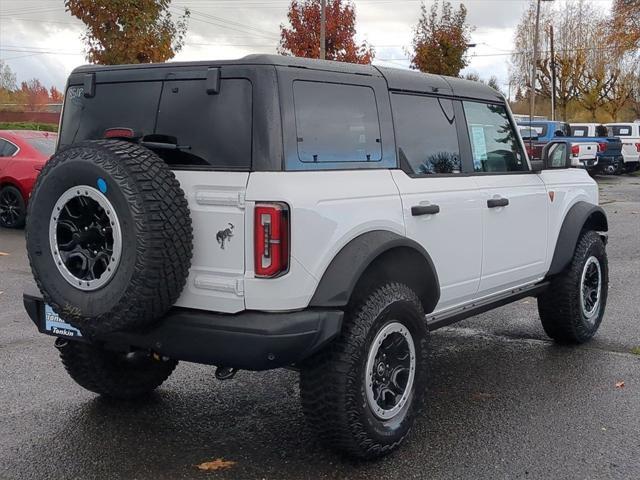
[196,458,236,471]
[0,252,9,256]
[615,381,625,389]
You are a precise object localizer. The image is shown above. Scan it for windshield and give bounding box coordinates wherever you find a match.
[26,137,56,157]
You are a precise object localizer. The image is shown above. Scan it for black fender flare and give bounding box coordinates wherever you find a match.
[547,201,608,276]
[309,230,440,313]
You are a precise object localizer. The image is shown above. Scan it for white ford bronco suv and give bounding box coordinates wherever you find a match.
[24,55,608,459]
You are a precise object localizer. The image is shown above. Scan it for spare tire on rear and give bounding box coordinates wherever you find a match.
[26,140,192,337]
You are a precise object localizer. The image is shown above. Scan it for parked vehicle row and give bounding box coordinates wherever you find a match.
[517,120,625,174]
[0,130,57,228]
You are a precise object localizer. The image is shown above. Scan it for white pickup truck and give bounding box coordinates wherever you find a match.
[605,122,640,173]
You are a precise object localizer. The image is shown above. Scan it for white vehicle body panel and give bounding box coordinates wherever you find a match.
[391,171,483,311]
[244,170,405,311]
[173,171,249,313]
[173,164,599,316]
[472,174,548,295]
[605,123,640,164]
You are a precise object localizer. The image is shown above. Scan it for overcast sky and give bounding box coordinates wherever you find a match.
[0,0,613,96]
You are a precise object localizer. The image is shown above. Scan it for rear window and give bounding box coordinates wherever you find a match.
[527,123,547,137]
[26,137,56,157]
[570,126,588,137]
[60,78,252,170]
[293,81,382,163]
[154,78,252,170]
[609,125,632,136]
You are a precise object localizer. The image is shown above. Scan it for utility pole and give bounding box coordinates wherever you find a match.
[529,0,542,123]
[549,24,556,121]
[320,0,326,60]
[529,0,553,122]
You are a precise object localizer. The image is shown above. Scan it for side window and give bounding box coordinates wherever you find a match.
[293,81,382,163]
[547,143,568,168]
[463,101,527,173]
[0,139,18,157]
[391,93,461,175]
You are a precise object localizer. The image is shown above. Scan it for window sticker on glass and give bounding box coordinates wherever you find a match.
[470,125,488,164]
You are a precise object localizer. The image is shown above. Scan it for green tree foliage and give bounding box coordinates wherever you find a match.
[65,0,190,65]
[409,0,472,76]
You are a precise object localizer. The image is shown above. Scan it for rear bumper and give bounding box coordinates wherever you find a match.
[24,291,343,371]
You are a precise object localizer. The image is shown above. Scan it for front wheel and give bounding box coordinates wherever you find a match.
[0,185,26,228]
[538,230,608,344]
[300,282,429,459]
[57,340,177,399]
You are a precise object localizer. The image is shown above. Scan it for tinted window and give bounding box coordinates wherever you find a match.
[609,125,632,136]
[293,81,381,163]
[0,139,18,157]
[464,101,527,173]
[391,94,460,175]
[155,78,252,169]
[527,123,547,137]
[60,82,162,148]
[571,126,588,137]
[26,137,56,157]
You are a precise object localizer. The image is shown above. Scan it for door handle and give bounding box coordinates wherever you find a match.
[411,204,440,216]
[487,197,509,208]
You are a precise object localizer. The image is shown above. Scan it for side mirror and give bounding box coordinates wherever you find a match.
[541,140,571,169]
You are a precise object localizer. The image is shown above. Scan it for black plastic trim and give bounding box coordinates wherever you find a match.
[547,201,608,276]
[24,291,343,371]
[309,230,440,313]
[427,282,549,331]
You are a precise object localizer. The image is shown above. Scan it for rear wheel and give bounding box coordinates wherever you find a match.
[57,339,177,399]
[538,230,608,344]
[0,185,26,228]
[300,282,429,459]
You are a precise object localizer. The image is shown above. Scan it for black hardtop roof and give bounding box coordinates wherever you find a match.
[71,54,502,102]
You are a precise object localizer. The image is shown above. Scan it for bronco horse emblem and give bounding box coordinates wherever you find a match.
[216,223,234,250]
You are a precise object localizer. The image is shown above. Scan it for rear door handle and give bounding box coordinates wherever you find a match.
[487,197,509,208]
[411,204,440,216]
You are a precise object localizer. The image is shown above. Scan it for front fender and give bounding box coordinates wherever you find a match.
[547,201,608,276]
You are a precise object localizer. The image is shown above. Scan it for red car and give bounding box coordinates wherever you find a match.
[0,130,57,228]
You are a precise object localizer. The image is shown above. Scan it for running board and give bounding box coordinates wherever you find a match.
[426,282,550,332]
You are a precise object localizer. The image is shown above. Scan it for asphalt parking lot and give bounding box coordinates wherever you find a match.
[1,175,639,480]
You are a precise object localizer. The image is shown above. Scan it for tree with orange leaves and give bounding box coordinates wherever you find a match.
[278,0,374,64]
[65,0,189,65]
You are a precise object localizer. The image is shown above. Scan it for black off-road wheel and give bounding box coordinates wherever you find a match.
[538,230,608,344]
[300,282,429,459]
[0,185,26,228]
[57,339,177,400]
[26,140,192,337]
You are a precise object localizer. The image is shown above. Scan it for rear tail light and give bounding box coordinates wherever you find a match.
[635,143,640,153]
[598,142,607,153]
[104,128,135,139]
[254,202,289,278]
[571,144,580,157]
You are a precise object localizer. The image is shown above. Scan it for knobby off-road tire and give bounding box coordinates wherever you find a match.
[0,185,26,228]
[26,140,192,337]
[538,230,608,344]
[300,282,429,459]
[58,340,177,399]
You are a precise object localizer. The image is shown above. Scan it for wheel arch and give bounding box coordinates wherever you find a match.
[309,230,440,314]
[547,201,608,276]
[0,178,28,201]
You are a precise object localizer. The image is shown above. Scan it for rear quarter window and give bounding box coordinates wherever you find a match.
[292,81,382,163]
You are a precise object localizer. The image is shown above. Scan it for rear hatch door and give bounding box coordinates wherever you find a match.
[60,65,253,313]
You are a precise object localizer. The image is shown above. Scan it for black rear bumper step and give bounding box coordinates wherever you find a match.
[24,291,343,371]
